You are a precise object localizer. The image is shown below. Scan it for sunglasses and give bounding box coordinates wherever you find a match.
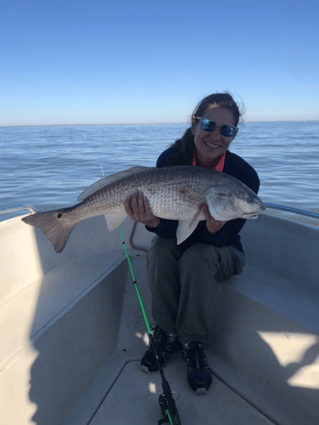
[195,116,238,137]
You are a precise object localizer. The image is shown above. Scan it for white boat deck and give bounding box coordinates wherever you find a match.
[1,212,319,425]
[89,361,275,425]
[60,256,277,425]
[62,251,318,425]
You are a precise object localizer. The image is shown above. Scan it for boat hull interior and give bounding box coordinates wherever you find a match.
[0,210,318,425]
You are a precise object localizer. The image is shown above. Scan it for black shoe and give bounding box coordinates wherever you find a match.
[141,325,182,374]
[182,341,213,394]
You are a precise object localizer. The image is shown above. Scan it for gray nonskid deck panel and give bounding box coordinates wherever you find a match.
[90,360,275,425]
[62,254,318,425]
[74,257,277,425]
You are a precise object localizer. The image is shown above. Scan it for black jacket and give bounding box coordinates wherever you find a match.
[145,146,260,254]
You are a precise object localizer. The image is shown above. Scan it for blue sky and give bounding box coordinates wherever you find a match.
[1,0,318,125]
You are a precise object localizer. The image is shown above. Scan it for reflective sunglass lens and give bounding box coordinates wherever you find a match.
[221,126,235,137]
[198,118,236,137]
[201,119,216,132]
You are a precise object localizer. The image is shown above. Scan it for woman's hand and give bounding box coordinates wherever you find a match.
[202,204,227,235]
[124,191,160,228]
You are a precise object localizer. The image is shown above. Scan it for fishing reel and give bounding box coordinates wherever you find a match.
[158,389,182,425]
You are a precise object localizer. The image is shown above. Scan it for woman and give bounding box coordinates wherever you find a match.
[124,93,260,394]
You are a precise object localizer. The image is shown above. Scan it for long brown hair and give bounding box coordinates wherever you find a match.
[165,92,245,166]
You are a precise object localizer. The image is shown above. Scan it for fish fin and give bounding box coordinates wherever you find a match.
[21,208,75,254]
[77,166,153,201]
[176,219,199,245]
[104,210,128,231]
[189,202,206,228]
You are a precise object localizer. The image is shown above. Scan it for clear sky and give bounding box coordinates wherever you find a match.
[1,0,318,126]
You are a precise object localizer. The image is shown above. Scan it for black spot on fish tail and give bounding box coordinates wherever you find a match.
[21,207,75,253]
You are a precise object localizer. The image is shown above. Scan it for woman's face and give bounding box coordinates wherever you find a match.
[191,106,237,167]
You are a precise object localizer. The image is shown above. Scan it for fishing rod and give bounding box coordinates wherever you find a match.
[118,226,182,425]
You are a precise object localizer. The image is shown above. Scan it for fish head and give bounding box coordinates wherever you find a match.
[206,183,266,221]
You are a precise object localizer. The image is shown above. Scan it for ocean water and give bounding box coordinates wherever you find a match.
[0,121,319,218]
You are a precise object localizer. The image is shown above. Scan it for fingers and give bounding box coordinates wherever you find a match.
[124,196,134,218]
[124,191,155,223]
[206,217,227,235]
[124,191,141,220]
[133,191,146,221]
[203,205,212,221]
[143,195,153,217]
[130,191,142,217]
[138,192,146,218]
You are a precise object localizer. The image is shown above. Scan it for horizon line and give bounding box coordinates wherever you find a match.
[1,119,319,128]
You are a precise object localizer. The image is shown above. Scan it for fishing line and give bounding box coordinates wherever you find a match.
[99,163,105,177]
[118,225,182,425]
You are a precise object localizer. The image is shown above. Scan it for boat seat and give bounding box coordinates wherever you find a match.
[207,265,319,425]
[0,250,126,367]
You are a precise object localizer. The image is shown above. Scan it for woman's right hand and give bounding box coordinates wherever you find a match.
[124,191,160,228]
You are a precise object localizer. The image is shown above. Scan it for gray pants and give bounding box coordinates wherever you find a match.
[147,236,245,345]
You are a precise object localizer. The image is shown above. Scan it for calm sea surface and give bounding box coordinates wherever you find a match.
[1,122,319,219]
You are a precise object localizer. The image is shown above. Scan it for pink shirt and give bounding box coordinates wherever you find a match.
[192,151,226,173]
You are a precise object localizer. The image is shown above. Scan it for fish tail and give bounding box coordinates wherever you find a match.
[21,207,75,253]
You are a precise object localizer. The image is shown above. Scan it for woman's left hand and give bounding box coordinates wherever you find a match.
[202,205,227,235]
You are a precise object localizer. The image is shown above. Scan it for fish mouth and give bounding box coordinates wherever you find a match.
[242,212,260,219]
[243,203,266,219]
